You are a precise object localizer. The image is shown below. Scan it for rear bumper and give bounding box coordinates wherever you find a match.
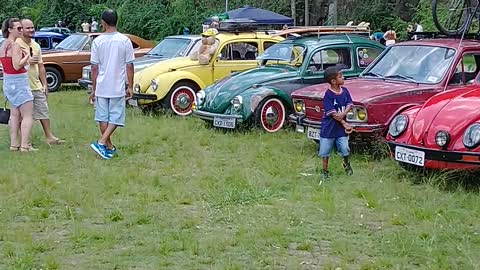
[388,142,480,170]
[192,109,244,123]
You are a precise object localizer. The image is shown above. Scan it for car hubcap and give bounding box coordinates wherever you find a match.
[46,73,57,89]
[172,87,195,115]
[261,99,284,132]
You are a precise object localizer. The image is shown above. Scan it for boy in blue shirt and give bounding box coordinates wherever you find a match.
[320,66,354,179]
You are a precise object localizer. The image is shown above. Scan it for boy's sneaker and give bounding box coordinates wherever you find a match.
[90,141,111,160]
[106,145,117,159]
[322,170,330,180]
[343,162,353,176]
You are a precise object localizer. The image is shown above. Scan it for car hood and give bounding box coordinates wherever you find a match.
[42,50,79,58]
[291,78,437,103]
[135,57,198,88]
[83,55,167,73]
[410,85,480,148]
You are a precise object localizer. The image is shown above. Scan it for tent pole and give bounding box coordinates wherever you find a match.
[225,0,228,13]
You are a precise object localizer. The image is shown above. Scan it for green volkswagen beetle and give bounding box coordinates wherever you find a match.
[192,34,385,132]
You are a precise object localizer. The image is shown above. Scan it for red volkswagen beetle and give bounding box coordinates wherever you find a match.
[387,85,480,170]
[290,38,480,142]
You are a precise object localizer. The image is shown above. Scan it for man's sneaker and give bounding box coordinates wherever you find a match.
[343,162,353,176]
[322,170,330,180]
[90,141,111,160]
[106,146,117,159]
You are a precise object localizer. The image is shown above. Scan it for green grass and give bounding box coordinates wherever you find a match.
[1,86,480,269]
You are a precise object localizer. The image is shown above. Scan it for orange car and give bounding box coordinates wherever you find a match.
[42,32,153,91]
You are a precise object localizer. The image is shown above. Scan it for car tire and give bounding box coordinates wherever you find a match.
[255,97,287,133]
[166,82,199,116]
[45,67,62,92]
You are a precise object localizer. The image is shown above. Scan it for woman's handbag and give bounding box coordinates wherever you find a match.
[0,101,10,125]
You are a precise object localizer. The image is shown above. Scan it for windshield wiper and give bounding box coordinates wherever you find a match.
[362,71,383,78]
[384,74,417,83]
[147,53,165,57]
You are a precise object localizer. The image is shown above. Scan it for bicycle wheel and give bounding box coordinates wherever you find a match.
[432,0,472,35]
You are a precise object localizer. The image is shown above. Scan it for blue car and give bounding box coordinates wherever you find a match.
[34,31,67,51]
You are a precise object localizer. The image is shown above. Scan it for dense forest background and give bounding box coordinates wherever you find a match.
[1,0,436,40]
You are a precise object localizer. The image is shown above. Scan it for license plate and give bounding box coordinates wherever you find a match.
[395,146,425,167]
[213,116,236,129]
[307,127,321,140]
[128,99,138,107]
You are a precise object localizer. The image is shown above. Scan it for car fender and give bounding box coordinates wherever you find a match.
[236,87,291,120]
[43,63,64,77]
[385,103,423,132]
[151,71,206,101]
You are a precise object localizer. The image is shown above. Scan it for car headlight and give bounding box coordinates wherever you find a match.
[346,106,367,122]
[82,69,90,79]
[134,83,141,93]
[231,96,243,111]
[293,99,305,114]
[151,79,158,91]
[463,123,480,148]
[196,90,206,106]
[435,130,450,148]
[388,115,408,138]
[357,107,367,121]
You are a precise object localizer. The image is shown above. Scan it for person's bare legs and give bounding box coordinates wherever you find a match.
[98,122,113,149]
[99,123,117,149]
[18,101,34,150]
[39,118,63,143]
[9,107,21,149]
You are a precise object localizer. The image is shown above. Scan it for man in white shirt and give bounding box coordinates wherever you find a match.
[89,9,134,159]
[81,21,90,32]
[415,22,423,32]
[91,18,98,32]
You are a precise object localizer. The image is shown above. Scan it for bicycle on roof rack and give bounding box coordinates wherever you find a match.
[432,0,480,36]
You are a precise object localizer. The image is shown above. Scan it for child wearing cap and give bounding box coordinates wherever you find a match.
[319,66,354,180]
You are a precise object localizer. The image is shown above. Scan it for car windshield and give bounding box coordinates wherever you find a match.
[362,45,456,84]
[146,38,192,57]
[55,34,88,50]
[257,43,306,67]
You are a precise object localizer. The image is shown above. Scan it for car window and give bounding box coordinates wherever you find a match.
[450,54,480,85]
[307,48,352,73]
[263,41,276,51]
[219,41,259,60]
[131,40,139,49]
[83,40,91,51]
[52,37,63,48]
[357,47,382,68]
[35,37,50,49]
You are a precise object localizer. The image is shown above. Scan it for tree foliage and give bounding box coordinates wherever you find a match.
[1,0,436,41]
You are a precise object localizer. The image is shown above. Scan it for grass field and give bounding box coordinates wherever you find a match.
[1,87,480,270]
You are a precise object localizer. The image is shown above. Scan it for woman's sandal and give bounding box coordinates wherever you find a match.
[9,146,20,151]
[20,146,39,152]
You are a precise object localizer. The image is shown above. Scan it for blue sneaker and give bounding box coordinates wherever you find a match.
[90,141,111,160]
[106,145,117,159]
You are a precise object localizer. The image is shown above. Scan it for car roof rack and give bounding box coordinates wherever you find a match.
[272,24,371,37]
[217,19,260,33]
[407,31,480,40]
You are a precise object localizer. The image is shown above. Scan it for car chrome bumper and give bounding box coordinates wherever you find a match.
[388,142,480,169]
[289,114,385,133]
[192,109,243,122]
[78,78,91,89]
[132,92,158,100]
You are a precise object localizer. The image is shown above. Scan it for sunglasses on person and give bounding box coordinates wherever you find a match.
[10,26,23,31]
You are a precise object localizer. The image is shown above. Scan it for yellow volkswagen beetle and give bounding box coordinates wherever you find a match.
[131,27,283,115]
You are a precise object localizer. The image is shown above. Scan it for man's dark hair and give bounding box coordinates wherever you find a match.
[101,9,118,27]
[324,66,343,84]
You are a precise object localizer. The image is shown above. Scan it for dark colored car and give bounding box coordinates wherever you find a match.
[78,35,201,91]
[38,27,72,37]
[387,85,480,170]
[193,34,384,132]
[34,31,67,51]
[290,38,480,143]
